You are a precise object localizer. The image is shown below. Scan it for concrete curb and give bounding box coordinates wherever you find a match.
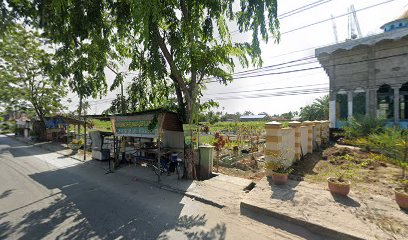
[5,134,225,209]
[240,201,364,240]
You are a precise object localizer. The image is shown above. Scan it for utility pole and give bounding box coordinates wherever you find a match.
[77,95,82,140]
[331,14,339,43]
[121,82,125,114]
[348,4,362,39]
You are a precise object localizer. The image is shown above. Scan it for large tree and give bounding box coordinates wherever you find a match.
[0,24,66,134]
[6,0,280,179]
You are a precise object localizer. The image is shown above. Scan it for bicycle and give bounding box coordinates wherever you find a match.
[153,153,183,180]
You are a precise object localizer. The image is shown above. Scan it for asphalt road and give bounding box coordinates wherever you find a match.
[0,135,318,240]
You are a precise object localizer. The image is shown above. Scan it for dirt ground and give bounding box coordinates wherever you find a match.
[291,145,408,237]
[215,165,265,181]
[217,144,408,238]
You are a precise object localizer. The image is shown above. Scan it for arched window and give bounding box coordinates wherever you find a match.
[336,93,348,120]
[400,82,408,120]
[353,91,366,116]
[377,84,394,119]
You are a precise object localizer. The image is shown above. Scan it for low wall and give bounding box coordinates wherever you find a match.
[300,126,308,156]
[265,121,330,168]
[281,128,295,167]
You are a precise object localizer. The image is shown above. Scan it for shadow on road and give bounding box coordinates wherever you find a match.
[0,189,14,200]
[2,165,224,239]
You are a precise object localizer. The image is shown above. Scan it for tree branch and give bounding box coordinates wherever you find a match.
[156,30,187,92]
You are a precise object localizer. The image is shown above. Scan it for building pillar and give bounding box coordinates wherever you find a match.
[321,120,330,146]
[302,121,314,154]
[313,121,322,148]
[289,121,301,161]
[365,90,370,116]
[329,92,337,128]
[393,86,400,125]
[347,91,353,119]
[265,121,282,162]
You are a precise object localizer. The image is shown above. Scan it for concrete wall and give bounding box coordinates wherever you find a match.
[317,33,408,127]
[281,128,295,167]
[300,126,308,156]
[264,121,330,168]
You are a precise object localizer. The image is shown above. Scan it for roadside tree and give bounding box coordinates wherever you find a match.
[0,24,66,135]
[6,0,280,179]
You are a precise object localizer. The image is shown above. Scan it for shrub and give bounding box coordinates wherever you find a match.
[342,115,386,139]
[369,128,408,191]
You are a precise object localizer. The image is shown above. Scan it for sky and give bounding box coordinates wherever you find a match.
[64,0,408,116]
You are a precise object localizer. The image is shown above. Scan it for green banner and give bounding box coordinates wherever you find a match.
[113,115,158,136]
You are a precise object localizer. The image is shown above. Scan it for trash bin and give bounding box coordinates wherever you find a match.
[199,145,214,180]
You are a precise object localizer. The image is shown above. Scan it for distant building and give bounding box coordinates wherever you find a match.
[316,9,408,128]
[240,115,268,122]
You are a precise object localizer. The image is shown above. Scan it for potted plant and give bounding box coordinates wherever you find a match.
[264,160,292,185]
[369,128,408,209]
[327,170,352,196]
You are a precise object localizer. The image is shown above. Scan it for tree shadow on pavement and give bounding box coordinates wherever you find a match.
[4,164,227,239]
[0,189,14,200]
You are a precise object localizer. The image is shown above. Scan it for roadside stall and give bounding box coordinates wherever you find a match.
[89,131,113,161]
[111,110,184,180]
[40,115,87,142]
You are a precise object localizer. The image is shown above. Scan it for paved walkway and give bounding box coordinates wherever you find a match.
[1,135,308,239]
[7,135,255,209]
[241,177,408,240]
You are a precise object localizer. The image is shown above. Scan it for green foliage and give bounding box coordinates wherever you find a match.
[71,138,84,145]
[0,23,66,124]
[264,160,292,174]
[342,116,386,139]
[368,128,408,178]
[91,119,111,132]
[0,121,16,134]
[6,0,280,179]
[300,95,329,121]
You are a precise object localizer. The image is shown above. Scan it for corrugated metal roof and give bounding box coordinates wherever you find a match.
[315,28,408,56]
[240,115,267,119]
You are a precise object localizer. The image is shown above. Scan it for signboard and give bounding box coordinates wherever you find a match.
[111,115,159,137]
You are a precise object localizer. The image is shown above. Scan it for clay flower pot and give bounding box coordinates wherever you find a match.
[394,187,408,209]
[327,177,351,196]
[272,172,289,185]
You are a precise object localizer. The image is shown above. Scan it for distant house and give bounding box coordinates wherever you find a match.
[240,115,268,122]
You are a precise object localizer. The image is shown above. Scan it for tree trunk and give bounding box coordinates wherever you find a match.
[182,93,197,180]
[77,95,83,140]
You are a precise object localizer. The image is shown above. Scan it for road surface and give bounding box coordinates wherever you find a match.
[0,135,320,239]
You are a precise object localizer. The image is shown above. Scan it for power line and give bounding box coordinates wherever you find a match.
[205,83,328,96]
[281,0,397,35]
[204,88,329,100]
[204,73,408,101]
[224,0,333,38]
[208,52,407,82]
[88,52,407,105]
